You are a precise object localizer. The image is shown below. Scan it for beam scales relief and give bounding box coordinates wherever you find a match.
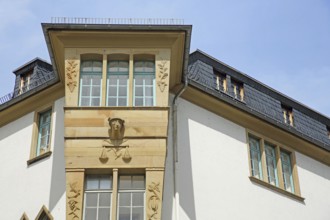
[64,49,170,219]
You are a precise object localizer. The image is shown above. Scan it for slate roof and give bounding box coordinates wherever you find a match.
[187,49,330,151]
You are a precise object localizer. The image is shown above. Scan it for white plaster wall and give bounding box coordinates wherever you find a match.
[163,97,330,220]
[0,97,66,219]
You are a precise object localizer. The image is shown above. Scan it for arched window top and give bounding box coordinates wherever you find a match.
[134,61,155,74]
[81,60,102,73]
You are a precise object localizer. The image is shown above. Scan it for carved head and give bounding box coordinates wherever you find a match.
[108,118,125,140]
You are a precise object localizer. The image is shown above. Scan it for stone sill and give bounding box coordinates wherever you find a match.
[27,151,52,166]
[249,176,305,202]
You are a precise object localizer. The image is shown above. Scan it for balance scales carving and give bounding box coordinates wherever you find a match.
[99,118,132,163]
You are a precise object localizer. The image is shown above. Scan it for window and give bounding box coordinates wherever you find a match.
[36,109,52,156]
[79,60,103,106]
[282,105,294,126]
[327,126,330,139]
[133,56,155,106]
[19,72,31,94]
[28,106,53,165]
[35,205,53,220]
[215,72,227,92]
[118,175,145,220]
[83,174,145,220]
[247,133,301,197]
[107,57,129,106]
[231,79,244,101]
[83,175,113,220]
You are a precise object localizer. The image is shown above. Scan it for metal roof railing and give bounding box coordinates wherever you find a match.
[0,74,55,105]
[50,17,184,25]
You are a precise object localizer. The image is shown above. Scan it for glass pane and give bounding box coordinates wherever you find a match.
[98,208,110,220]
[82,87,90,96]
[145,98,153,106]
[135,87,143,96]
[119,76,128,85]
[119,193,131,206]
[132,207,144,220]
[86,176,99,190]
[86,193,98,207]
[80,98,90,106]
[119,86,127,96]
[132,176,145,189]
[144,78,153,85]
[145,87,153,96]
[100,176,112,189]
[108,77,117,86]
[132,193,144,206]
[108,98,117,106]
[118,207,130,220]
[84,208,97,220]
[119,176,132,189]
[92,61,102,72]
[92,87,101,96]
[92,98,100,106]
[92,78,101,85]
[109,87,117,96]
[135,98,143,106]
[99,193,111,206]
[135,78,143,85]
[118,98,127,106]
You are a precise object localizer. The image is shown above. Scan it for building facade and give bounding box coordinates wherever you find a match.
[0,21,329,220]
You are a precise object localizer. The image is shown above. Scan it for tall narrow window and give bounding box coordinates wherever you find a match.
[231,79,244,101]
[133,57,155,106]
[215,72,227,92]
[282,105,294,126]
[36,109,52,156]
[264,143,278,186]
[118,175,145,220]
[79,60,102,106]
[248,136,262,179]
[20,72,31,94]
[280,150,295,193]
[83,175,112,220]
[326,126,330,139]
[107,59,129,106]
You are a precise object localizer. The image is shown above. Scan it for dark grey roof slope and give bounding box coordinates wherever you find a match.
[188,49,330,151]
[0,58,57,108]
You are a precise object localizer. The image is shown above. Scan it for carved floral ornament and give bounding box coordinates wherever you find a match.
[99,117,132,163]
[147,182,161,220]
[157,60,169,92]
[66,60,78,93]
[67,181,81,219]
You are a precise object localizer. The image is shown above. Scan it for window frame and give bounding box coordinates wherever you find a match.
[281,104,294,126]
[231,79,244,101]
[106,60,130,107]
[35,205,53,220]
[83,175,113,220]
[27,103,54,165]
[133,60,156,107]
[246,131,303,200]
[79,60,103,107]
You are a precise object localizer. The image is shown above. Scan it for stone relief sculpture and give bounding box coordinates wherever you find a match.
[66,60,78,93]
[99,118,132,163]
[147,182,161,220]
[157,60,168,92]
[67,181,81,219]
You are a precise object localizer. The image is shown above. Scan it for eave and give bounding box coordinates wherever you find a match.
[42,23,192,93]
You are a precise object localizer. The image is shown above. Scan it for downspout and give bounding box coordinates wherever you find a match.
[172,73,188,220]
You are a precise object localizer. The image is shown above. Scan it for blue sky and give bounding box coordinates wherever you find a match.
[0,0,329,116]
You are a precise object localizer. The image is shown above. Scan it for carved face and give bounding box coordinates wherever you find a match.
[108,118,125,132]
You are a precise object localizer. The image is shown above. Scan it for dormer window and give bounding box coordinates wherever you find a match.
[19,72,31,94]
[282,105,294,126]
[231,79,244,101]
[327,126,330,139]
[215,72,227,92]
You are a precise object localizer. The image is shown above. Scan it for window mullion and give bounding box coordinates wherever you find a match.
[260,139,268,182]
[89,77,93,106]
[275,146,285,189]
[143,79,146,106]
[116,77,120,106]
